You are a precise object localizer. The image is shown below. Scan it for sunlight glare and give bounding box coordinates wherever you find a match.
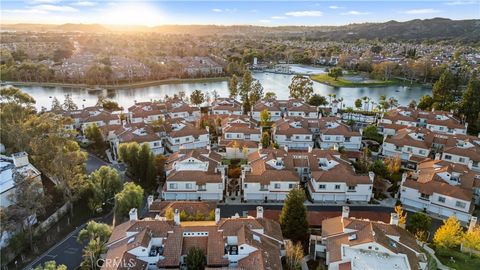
[101,2,164,26]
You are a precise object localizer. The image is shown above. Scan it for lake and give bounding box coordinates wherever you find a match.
[14,66,431,110]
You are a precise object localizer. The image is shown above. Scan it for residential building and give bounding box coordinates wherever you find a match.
[163,120,209,152]
[310,206,428,270]
[399,159,480,222]
[280,99,318,119]
[441,135,480,172]
[251,100,282,122]
[0,152,42,208]
[128,101,165,124]
[107,123,164,159]
[211,98,243,116]
[162,149,226,201]
[272,118,314,150]
[219,119,261,159]
[165,100,201,122]
[102,207,284,270]
[315,118,362,150]
[81,111,121,133]
[381,127,431,164]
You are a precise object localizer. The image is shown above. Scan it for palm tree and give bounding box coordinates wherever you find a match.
[388,97,399,109]
[337,97,344,111]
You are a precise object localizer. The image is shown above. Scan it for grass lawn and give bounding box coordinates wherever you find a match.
[435,247,480,270]
[310,73,401,87]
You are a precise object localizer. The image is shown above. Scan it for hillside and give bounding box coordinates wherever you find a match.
[2,18,479,43]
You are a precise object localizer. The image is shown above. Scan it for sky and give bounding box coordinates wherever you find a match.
[1,0,479,26]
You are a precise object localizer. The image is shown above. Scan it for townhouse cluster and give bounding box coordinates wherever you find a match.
[379,107,480,222]
[102,205,284,270]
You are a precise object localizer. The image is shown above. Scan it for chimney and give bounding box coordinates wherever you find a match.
[207,144,211,153]
[12,152,29,168]
[342,206,350,219]
[333,143,339,151]
[215,208,221,224]
[434,153,441,160]
[147,195,154,209]
[174,209,180,225]
[390,213,399,226]
[129,208,138,221]
[368,172,375,182]
[468,216,478,232]
[284,145,288,153]
[308,145,313,153]
[256,206,264,219]
[258,142,263,150]
[401,172,407,185]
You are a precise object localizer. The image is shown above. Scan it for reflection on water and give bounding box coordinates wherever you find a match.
[17,71,431,110]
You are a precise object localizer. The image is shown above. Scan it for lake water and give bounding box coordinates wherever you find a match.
[15,66,431,110]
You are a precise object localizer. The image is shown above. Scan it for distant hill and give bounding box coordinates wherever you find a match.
[2,18,479,42]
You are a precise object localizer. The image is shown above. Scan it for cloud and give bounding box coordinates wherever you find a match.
[329,5,343,9]
[271,16,287,19]
[259,19,271,23]
[444,0,476,5]
[402,8,440,14]
[73,1,97,6]
[285,10,323,17]
[34,4,78,12]
[341,10,371,15]
[212,8,222,12]
[2,8,48,15]
[28,0,62,3]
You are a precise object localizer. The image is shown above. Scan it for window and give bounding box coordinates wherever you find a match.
[319,184,326,189]
[438,196,446,203]
[274,183,281,189]
[325,136,330,141]
[244,184,248,188]
[420,193,430,200]
[419,150,426,155]
[407,147,413,152]
[456,201,466,209]
[227,134,232,138]
[459,157,466,163]
[153,142,159,147]
[175,139,180,143]
[218,184,223,189]
[335,184,341,190]
[444,154,452,160]
[305,136,310,140]
[186,183,192,189]
[289,184,297,189]
[348,186,356,192]
[185,137,190,142]
[295,136,300,139]
[169,183,177,189]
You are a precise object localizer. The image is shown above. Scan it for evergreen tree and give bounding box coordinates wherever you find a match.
[190,89,205,106]
[249,80,264,105]
[460,73,480,134]
[417,95,434,110]
[264,92,277,100]
[51,97,62,111]
[279,188,308,243]
[229,74,238,98]
[85,123,105,150]
[260,109,271,127]
[432,70,455,110]
[240,70,253,113]
[308,94,328,107]
[115,182,144,218]
[63,94,78,111]
[185,247,206,270]
[88,166,122,212]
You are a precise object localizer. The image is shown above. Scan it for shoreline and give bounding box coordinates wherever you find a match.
[310,74,425,88]
[4,77,229,90]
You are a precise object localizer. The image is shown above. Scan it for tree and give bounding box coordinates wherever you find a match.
[228,74,238,98]
[51,97,62,111]
[394,204,407,227]
[185,247,206,270]
[240,70,253,113]
[289,75,313,101]
[354,98,362,110]
[264,92,277,100]
[9,173,50,249]
[118,142,141,176]
[137,143,157,190]
[308,94,328,107]
[362,125,383,143]
[78,221,112,244]
[285,241,304,270]
[34,261,67,270]
[279,188,308,243]
[432,70,455,110]
[190,90,205,106]
[101,100,121,111]
[260,109,271,127]
[417,95,434,110]
[463,227,480,255]
[63,94,78,111]
[433,216,464,249]
[155,154,167,183]
[385,155,401,175]
[328,67,342,80]
[249,80,264,105]
[115,182,144,218]
[408,212,432,242]
[88,166,122,212]
[261,131,271,147]
[85,123,105,150]
[460,73,480,134]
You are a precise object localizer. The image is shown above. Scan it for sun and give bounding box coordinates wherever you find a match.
[101,3,164,26]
